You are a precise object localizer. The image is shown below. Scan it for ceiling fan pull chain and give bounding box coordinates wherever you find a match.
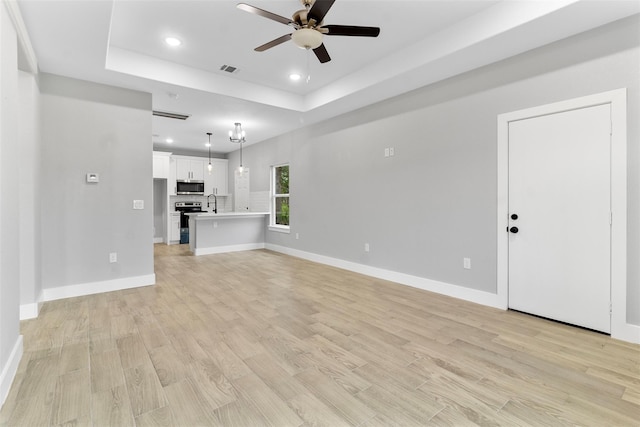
[306,49,311,83]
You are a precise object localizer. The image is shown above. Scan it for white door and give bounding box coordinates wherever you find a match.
[508,104,611,333]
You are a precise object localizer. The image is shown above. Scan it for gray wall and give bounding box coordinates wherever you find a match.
[18,70,42,307]
[0,2,22,391]
[39,74,154,291]
[228,15,640,325]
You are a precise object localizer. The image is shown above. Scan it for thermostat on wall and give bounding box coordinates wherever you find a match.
[86,173,99,183]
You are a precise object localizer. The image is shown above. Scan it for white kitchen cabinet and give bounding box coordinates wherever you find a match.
[152,151,171,178]
[176,158,204,181]
[204,159,228,195]
[170,212,181,242]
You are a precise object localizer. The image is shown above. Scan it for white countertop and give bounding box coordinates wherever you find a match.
[185,211,269,218]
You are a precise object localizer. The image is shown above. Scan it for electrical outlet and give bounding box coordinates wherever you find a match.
[364,243,370,252]
[213,221,218,228]
[389,147,395,156]
[463,257,471,269]
[384,148,390,157]
[109,252,117,263]
[296,233,299,240]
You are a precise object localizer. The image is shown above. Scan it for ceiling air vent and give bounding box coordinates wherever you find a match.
[220,64,239,74]
[152,110,190,120]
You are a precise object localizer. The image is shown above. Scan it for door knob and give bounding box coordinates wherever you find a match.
[509,226,519,234]
[511,214,518,220]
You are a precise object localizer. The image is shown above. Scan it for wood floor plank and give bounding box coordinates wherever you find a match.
[91,385,135,427]
[2,244,638,426]
[243,352,310,401]
[294,368,376,426]
[148,344,189,387]
[51,368,91,426]
[231,373,303,427]
[134,405,176,427]
[122,362,168,417]
[187,357,238,410]
[287,392,353,427]
[90,349,125,393]
[117,333,151,370]
[214,399,270,427]
[163,378,222,426]
[58,341,89,374]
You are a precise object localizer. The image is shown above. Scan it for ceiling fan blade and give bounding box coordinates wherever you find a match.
[237,3,295,27]
[323,25,380,37]
[313,43,331,63]
[308,0,336,24]
[255,34,292,52]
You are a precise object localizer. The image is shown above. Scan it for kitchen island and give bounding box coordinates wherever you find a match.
[186,212,270,256]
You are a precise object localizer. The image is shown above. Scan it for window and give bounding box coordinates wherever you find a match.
[271,164,289,230]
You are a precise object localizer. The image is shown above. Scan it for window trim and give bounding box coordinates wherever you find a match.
[270,163,290,232]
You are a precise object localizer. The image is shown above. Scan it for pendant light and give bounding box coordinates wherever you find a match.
[229,123,246,174]
[228,123,246,143]
[206,132,213,174]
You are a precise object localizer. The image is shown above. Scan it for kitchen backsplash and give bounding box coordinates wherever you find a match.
[170,191,269,213]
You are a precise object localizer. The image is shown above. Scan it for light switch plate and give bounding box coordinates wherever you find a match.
[133,200,144,210]
[86,173,99,183]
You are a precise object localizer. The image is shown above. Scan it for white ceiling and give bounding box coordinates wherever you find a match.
[17,0,640,154]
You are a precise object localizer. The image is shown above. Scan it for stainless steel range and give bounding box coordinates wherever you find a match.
[175,201,204,244]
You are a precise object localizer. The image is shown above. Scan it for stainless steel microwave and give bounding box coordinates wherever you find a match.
[176,180,204,195]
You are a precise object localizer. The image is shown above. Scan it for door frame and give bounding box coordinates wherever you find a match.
[496,88,634,342]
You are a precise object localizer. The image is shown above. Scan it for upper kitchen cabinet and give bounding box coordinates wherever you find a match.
[152,151,171,179]
[175,157,204,181]
[205,159,228,195]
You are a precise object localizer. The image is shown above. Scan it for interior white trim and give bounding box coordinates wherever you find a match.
[266,244,503,309]
[497,88,637,343]
[0,335,23,407]
[19,290,44,320]
[153,237,164,244]
[3,0,37,74]
[42,274,155,302]
[193,243,265,256]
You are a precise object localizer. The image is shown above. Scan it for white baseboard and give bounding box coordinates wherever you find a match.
[612,322,640,344]
[194,243,265,256]
[19,289,44,320]
[0,335,23,408]
[153,237,164,244]
[42,274,156,302]
[266,244,503,309]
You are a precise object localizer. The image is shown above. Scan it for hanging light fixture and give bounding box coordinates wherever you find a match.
[238,140,244,174]
[228,122,246,143]
[206,132,213,174]
[229,122,246,174]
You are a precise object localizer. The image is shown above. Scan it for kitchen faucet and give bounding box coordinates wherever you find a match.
[207,194,217,214]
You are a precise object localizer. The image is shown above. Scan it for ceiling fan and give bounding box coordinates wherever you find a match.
[237,0,380,63]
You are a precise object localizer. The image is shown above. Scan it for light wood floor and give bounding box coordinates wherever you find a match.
[1,244,639,426]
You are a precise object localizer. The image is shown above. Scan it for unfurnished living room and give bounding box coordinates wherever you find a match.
[1,1,639,426]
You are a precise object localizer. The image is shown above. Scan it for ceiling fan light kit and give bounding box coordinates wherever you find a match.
[237,0,380,64]
[292,28,323,50]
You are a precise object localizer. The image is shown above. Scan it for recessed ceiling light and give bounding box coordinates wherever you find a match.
[166,138,174,143]
[205,143,211,147]
[165,37,181,47]
[289,73,301,81]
